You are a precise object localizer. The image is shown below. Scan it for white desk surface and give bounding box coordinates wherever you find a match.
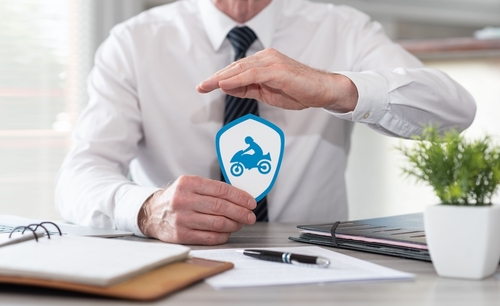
[1,222,499,306]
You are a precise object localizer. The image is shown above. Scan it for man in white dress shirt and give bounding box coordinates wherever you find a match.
[55,0,476,245]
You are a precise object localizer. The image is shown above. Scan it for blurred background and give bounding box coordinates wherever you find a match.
[0,0,499,221]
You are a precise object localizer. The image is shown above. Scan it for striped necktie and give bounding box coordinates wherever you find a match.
[223,26,268,222]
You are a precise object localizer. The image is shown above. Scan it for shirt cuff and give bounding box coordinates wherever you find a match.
[324,71,389,124]
[114,184,161,237]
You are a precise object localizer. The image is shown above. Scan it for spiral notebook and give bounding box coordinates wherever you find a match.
[0,222,233,300]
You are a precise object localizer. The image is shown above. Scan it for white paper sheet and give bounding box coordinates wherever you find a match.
[191,246,414,288]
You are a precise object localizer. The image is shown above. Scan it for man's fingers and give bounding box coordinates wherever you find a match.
[181,212,245,233]
[140,175,256,245]
[171,175,256,224]
[218,67,280,92]
[190,195,256,225]
[185,230,230,245]
[196,48,341,110]
[196,53,273,93]
[162,228,231,245]
[196,62,244,93]
[177,176,256,210]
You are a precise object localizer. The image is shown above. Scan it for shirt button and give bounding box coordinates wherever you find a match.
[362,112,370,119]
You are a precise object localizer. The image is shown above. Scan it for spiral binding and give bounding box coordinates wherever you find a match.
[8,222,62,242]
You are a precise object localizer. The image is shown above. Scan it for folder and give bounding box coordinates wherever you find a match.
[0,257,232,301]
[289,213,431,261]
[0,221,233,300]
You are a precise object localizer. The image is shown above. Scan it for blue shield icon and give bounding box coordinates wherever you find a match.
[216,114,285,201]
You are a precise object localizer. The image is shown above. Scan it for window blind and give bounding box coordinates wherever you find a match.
[0,0,93,219]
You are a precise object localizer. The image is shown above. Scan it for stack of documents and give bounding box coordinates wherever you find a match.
[192,246,414,289]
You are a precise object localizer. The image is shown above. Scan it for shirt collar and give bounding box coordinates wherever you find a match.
[198,0,281,51]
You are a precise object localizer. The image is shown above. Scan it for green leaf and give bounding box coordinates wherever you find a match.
[395,126,500,206]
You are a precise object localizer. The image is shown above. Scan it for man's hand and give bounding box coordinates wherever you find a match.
[138,175,257,245]
[196,48,358,113]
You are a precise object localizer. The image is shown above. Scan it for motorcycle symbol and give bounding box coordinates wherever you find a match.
[230,136,272,177]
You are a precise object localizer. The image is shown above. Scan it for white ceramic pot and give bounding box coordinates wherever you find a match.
[424,204,500,280]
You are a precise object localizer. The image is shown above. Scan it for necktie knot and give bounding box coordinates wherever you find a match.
[227,26,257,60]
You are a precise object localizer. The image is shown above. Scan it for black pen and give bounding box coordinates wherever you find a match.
[240,249,330,268]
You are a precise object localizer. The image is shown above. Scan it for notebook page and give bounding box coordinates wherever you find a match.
[0,235,189,286]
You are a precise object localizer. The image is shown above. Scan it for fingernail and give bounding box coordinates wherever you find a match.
[196,84,209,93]
[248,199,257,209]
[247,212,256,223]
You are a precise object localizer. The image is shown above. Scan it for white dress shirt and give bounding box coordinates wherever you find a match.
[55,0,476,236]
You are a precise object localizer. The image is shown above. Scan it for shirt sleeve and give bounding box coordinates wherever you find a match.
[324,7,476,137]
[55,25,160,236]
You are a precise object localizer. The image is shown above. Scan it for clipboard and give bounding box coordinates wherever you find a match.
[289,213,431,261]
[0,257,233,301]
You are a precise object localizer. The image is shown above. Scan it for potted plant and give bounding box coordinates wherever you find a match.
[397,126,500,279]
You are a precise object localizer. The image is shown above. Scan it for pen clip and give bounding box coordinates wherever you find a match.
[290,260,330,269]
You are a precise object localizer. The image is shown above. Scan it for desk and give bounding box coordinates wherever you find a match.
[0,223,499,306]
